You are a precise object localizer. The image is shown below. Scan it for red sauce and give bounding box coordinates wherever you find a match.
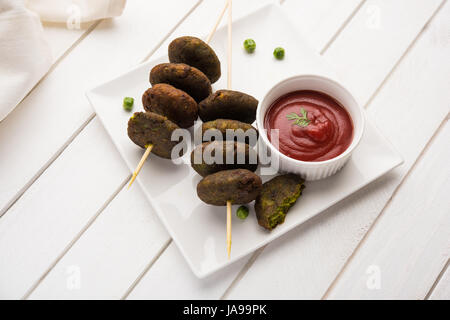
[264,90,353,162]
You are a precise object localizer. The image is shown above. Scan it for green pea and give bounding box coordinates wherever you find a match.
[243,39,256,53]
[236,205,249,220]
[123,97,134,111]
[273,47,285,60]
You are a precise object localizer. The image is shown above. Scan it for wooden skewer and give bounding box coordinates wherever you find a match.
[227,0,232,89]
[128,2,229,189]
[226,200,232,259]
[226,0,233,259]
[128,144,153,189]
[206,0,229,44]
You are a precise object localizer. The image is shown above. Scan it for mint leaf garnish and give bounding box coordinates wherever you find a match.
[286,108,310,127]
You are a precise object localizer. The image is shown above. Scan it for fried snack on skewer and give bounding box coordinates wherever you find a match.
[142,83,198,128]
[198,89,258,123]
[127,111,183,159]
[169,36,221,83]
[191,141,258,177]
[150,63,212,103]
[197,169,262,206]
[202,119,258,145]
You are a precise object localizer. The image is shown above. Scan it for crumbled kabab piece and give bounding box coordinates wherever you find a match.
[255,174,305,230]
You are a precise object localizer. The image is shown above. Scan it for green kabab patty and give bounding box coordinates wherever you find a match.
[197,169,262,206]
[150,63,212,103]
[142,83,198,128]
[127,111,183,159]
[255,174,305,231]
[191,141,258,177]
[168,36,221,83]
[198,90,258,124]
[202,119,258,145]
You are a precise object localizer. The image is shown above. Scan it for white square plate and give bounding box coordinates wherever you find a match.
[87,3,403,278]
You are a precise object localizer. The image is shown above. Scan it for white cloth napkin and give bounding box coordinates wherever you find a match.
[25,0,127,23]
[0,0,126,122]
[0,0,52,121]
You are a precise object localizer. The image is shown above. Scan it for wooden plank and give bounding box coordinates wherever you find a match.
[24,0,360,299]
[281,0,363,51]
[28,176,170,300]
[26,0,275,300]
[327,122,450,299]
[324,0,443,106]
[429,264,450,300]
[0,0,199,216]
[42,22,96,62]
[0,118,129,299]
[226,0,448,299]
[126,243,249,300]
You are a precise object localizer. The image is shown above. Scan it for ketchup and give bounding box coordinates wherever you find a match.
[264,90,353,162]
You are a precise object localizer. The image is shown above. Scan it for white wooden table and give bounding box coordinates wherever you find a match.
[0,0,449,300]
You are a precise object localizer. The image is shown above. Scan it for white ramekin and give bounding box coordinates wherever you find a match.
[257,74,365,181]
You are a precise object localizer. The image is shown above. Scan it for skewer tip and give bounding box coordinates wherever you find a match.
[128,173,137,189]
[128,144,153,190]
